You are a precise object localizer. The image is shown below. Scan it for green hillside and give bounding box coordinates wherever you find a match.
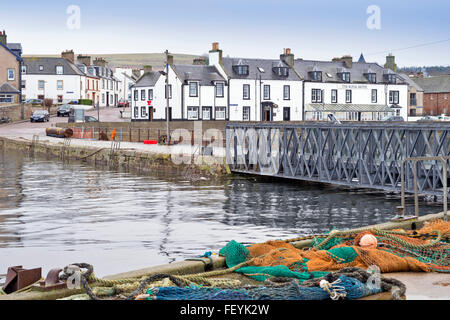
[22,53,203,69]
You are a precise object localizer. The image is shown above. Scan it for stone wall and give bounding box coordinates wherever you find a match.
[0,104,33,121]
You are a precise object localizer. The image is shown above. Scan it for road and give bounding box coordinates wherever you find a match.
[0,107,128,139]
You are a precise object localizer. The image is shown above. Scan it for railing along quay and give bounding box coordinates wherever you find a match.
[226,122,450,198]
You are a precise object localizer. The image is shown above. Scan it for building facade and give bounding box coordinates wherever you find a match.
[0,31,22,104]
[413,75,450,116]
[398,74,424,117]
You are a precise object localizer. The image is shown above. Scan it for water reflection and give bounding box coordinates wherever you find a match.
[0,150,441,276]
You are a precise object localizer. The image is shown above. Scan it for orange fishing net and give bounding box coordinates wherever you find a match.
[244,220,450,273]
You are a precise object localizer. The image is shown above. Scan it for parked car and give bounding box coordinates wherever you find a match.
[25,99,43,106]
[57,104,74,117]
[30,110,50,122]
[68,115,98,123]
[417,116,439,122]
[117,99,129,108]
[382,116,404,122]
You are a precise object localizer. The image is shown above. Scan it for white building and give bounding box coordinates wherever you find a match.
[22,54,85,104]
[289,54,408,121]
[209,44,303,121]
[130,60,227,122]
[114,67,137,102]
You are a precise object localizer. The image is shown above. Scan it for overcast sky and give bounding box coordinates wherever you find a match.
[1,0,449,67]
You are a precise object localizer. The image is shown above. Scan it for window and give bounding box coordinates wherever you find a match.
[346,90,352,103]
[141,89,146,101]
[7,69,15,81]
[215,107,226,120]
[165,84,172,99]
[233,65,249,76]
[102,79,105,89]
[389,91,399,104]
[243,106,251,121]
[21,80,26,89]
[331,89,337,103]
[102,94,105,104]
[21,65,27,74]
[216,82,224,97]
[371,89,377,103]
[39,65,44,71]
[187,107,199,120]
[56,65,63,75]
[312,89,322,103]
[148,89,153,100]
[38,80,45,90]
[134,106,139,118]
[310,71,322,82]
[202,107,211,120]
[0,95,13,103]
[283,85,290,100]
[273,67,289,77]
[339,72,350,82]
[134,90,138,101]
[141,106,147,118]
[366,73,376,83]
[189,82,198,97]
[410,93,417,106]
[263,85,270,100]
[243,84,250,100]
[57,95,63,103]
[57,80,63,90]
[385,74,397,84]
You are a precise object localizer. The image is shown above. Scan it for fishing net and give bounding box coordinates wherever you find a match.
[142,274,383,300]
[219,219,450,279]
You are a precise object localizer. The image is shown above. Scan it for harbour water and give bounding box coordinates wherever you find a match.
[0,150,441,277]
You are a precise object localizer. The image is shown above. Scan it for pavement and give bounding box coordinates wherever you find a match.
[0,106,128,139]
[387,272,449,300]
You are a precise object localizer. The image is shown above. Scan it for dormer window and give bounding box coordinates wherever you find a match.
[39,65,44,71]
[273,66,289,77]
[365,73,377,83]
[309,71,322,82]
[338,72,351,83]
[384,74,397,84]
[233,64,249,76]
[56,65,63,75]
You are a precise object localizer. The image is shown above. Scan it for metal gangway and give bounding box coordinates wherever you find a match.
[226,122,450,205]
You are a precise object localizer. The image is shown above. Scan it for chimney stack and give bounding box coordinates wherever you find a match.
[93,57,107,67]
[341,55,353,69]
[143,65,153,74]
[209,42,223,66]
[0,30,7,45]
[384,54,397,72]
[193,57,207,65]
[280,48,295,67]
[77,55,92,66]
[61,50,75,63]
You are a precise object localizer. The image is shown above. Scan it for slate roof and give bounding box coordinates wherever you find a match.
[293,59,404,84]
[23,57,85,76]
[132,71,162,88]
[411,75,450,93]
[221,57,301,81]
[0,82,20,94]
[173,64,225,85]
[398,74,424,91]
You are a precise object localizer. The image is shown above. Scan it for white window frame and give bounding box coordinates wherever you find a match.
[346,90,352,103]
[7,69,15,81]
[389,91,399,104]
[189,82,198,97]
[312,89,322,103]
[283,85,290,100]
[263,85,270,100]
[215,106,226,120]
[371,89,377,103]
[216,82,224,97]
[56,65,64,75]
[243,106,251,121]
[187,106,199,120]
[202,107,211,120]
[0,94,14,103]
[243,84,250,100]
[38,80,45,90]
[331,89,337,103]
[57,80,63,90]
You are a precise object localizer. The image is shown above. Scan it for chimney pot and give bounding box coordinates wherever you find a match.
[212,42,219,51]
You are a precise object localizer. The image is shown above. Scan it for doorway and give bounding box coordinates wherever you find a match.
[148,107,154,121]
[283,107,290,121]
[264,109,271,121]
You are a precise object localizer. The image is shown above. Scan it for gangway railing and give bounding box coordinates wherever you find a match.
[400,156,449,221]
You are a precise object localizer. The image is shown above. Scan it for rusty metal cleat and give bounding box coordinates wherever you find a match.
[2,266,42,294]
[34,268,67,292]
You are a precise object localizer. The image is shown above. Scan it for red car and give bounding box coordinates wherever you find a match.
[117,99,129,108]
